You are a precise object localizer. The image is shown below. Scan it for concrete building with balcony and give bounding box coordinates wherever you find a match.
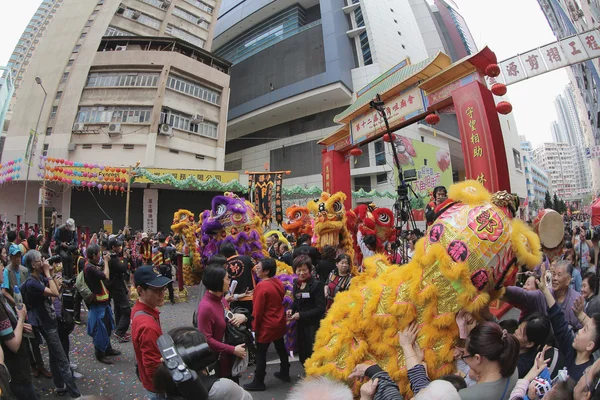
[521,138,551,217]
[0,0,232,230]
[533,141,577,201]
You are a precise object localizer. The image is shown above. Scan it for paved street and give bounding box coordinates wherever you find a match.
[32,285,303,399]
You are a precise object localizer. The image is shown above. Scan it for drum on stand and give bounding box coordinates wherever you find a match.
[533,209,565,260]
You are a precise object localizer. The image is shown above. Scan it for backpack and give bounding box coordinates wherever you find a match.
[75,270,95,306]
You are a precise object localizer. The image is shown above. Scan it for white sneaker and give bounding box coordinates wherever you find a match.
[72,371,83,379]
[70,362,78,370]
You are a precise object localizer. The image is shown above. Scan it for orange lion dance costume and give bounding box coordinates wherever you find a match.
[282,205,314,238]
[305,181,542,397]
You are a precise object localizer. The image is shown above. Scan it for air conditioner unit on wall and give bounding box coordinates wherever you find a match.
[68,143,76,151]
[72,122,85,132]
[108,123,122,135]
[159,123,173,136]
[197,17,205,25]
[191,114,204,124]
[115,45,127,51]
[162,0,171,8]
[132,10,141,19]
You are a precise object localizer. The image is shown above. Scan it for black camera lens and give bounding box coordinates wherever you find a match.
[178,343,216,371]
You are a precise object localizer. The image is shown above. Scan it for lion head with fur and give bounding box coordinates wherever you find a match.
[282,205,314,238]
[307,192,354,260]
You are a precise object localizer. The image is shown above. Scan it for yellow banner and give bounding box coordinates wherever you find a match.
[133,168,238,184]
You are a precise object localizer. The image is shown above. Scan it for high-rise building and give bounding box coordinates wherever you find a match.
[1,0,232,228]
[533,141,577,200]
[430,0,477,61]
[0,68,14,134]
[537,0,600,195]
[552,84,591,199]
[520,137,551,216]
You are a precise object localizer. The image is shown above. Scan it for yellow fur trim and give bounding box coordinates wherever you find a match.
[510,219,542,269]
[448,180,491,205]
[264,230,290,247]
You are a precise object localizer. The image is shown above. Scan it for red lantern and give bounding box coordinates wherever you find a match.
[485,64,500,77]
[349,148,363,157]
[382,134,392,143]
[425,113,440,125]
[496,101,513,115]
[121,168,126,174]
[120,186,125,192]
[491,83,507,96]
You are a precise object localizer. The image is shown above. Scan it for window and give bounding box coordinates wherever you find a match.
[354,176,371,192]
[376,173,387,185]
[165,25,205,48]
[86,71,160,88]
[172,7,209,29]
[80,33,87,39]
[85,20,92,27]
[50,106,58,118]
[374,140,386,166]
[72,45,81,53]
[61,72,69,83]
[166,75,221,105]
[55,91,62,100]
[359,31,372,65]
[122,9,161,29]
[397,31,401,35]
[91,10,98,15]
[401,44,405,49]
[394,19,398,23]
[42,144,49,156]
[102,144,112,149]
[160,109,218,139]
[45,127,52,136]
[76,106,153,124]
[183,0,213,14]
[141,0,165,8]
[390,8,394,12]
[169,149,180,154]
[104,26,136,36]
[195,154,205,160]
[82,144,92,149]
[67,59,74,67]
[97,0,104,4]
[513,149,523,170]
[123,144,134,149]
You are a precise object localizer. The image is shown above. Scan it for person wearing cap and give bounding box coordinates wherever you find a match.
[54,218,78,279]
[107,239,131,343]
[131,266,172,400]
[2,244,29,308]
[84,244,121,365]
[139,233,152,266]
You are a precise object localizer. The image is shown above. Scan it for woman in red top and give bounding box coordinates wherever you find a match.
[197,264,247,381]
[243,258,290,392]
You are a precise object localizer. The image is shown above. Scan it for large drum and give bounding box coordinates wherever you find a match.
[533,209,565,260]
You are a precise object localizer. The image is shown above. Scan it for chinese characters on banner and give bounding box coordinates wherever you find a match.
[350,86,425,144]
[143,189,158,233]
[274,173,283,225]
[133,168,238,184]
[494,28,600,86]
[452,81,511,193]
[246,172,286,226]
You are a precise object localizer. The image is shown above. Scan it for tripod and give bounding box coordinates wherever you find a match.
[369,94,418,264]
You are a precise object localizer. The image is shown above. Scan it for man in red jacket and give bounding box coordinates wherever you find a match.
[243,258,290,391]
[131,266,172,400]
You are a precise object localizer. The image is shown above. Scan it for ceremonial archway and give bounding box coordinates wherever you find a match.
[320,47,510,209]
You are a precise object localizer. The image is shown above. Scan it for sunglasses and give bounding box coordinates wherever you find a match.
[461,353,476,361]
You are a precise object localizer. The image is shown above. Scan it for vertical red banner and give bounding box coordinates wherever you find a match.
[321,150,352,210]
[451,81,511,193]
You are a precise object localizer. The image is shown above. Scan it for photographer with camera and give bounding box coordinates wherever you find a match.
[131,266,173,400]
[153,327,252,400]
[54,218,78,279]
[107,239,132,342]
[21,250,81,398]
[84,244,121,365]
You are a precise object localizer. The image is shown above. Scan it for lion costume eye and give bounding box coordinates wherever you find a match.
[215,204,227,217]
[333,201,342,213]
[294,211,302,219]
[378,213,390,224]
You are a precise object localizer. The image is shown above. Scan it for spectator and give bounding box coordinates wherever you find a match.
[0,247,7,268]
[266,235,277,259]
[0,259,38,399]
[315,246,336,283]
[197,265,247,381]
[503,261,582,330]
[220,242,255,314]
[574,229,592,274]
[458,322,519,400]
[21,250,81,398]
[107,239,131,342]
[131,265,173,400]
[287,377,353,400]
[523,275,538,292]
[2,244,29,308]
[581,272,600,317]
[508,347,551,400]
[324,254,354,310]
[539,263,600,382]
[572,357,600,400]
[357,232,376,261]
[279,243,293,267]
[84,244,120,365]
[287,255,326,367]
[243,258,289,391]
[292,234,321,266]
[153,327,252,399]
[193,255,226,328]
[513,313,559,379]
[54,219,78,279]
[17,231,28,255]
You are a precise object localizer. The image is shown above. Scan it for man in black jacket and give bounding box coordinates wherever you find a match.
[292,234,321,266]
[107,239,131,342]
[54,219,78,278]
[220,242,255,314]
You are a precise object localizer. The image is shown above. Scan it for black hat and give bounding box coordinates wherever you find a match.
[433,186,447,196]
[108,238,123,249]
[134,266,172,288]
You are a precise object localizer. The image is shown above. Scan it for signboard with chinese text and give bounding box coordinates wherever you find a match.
[38,187,54,207]
[133,169,238,184]
[143,189,158,233]
[519,49,547,78]
[350,86,426,145]
[103,220,113,234]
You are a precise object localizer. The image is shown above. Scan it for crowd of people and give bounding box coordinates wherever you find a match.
[0,205,600,400]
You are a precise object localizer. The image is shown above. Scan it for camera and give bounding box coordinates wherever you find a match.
[47,255,62,265]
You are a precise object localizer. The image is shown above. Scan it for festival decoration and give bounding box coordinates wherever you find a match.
[424,113,440,125]
[305,180,542,397]
[170,210,201,286]
[132,167,247,192]
[307,192,354,260]
[351,204,395,265]
[246,170,291,226]
[282,205,314,238]
[485,63,500,77]
[349,148,363,157]
[39,158,129,194]
[0,158,23,185]
[496,101,513,115]
[491,83,507,96]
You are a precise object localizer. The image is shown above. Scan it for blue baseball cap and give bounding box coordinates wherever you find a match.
[8,244,22,256]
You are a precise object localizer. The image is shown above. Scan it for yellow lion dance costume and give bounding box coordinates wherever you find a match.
[305,181,542,397]
[307,192,354,261]
[171,209,201,286]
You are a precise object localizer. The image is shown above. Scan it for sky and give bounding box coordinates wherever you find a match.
[0,0,570,148]
[454,0,570,147]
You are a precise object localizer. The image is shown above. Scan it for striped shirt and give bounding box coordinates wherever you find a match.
[365,364,403,400]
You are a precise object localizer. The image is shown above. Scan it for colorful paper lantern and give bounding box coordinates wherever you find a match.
[485,63,500,77]
[491,83,507,96]
[349,148,363,157]
[425,113,440,125]
[496,101,513,115]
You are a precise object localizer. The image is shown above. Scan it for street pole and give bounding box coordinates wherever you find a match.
[23,77,47,224]
[125,161,140,227]
[41,176,46,235]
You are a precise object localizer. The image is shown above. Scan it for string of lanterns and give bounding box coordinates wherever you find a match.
[37,155,129,194]
[0,158,23,185]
